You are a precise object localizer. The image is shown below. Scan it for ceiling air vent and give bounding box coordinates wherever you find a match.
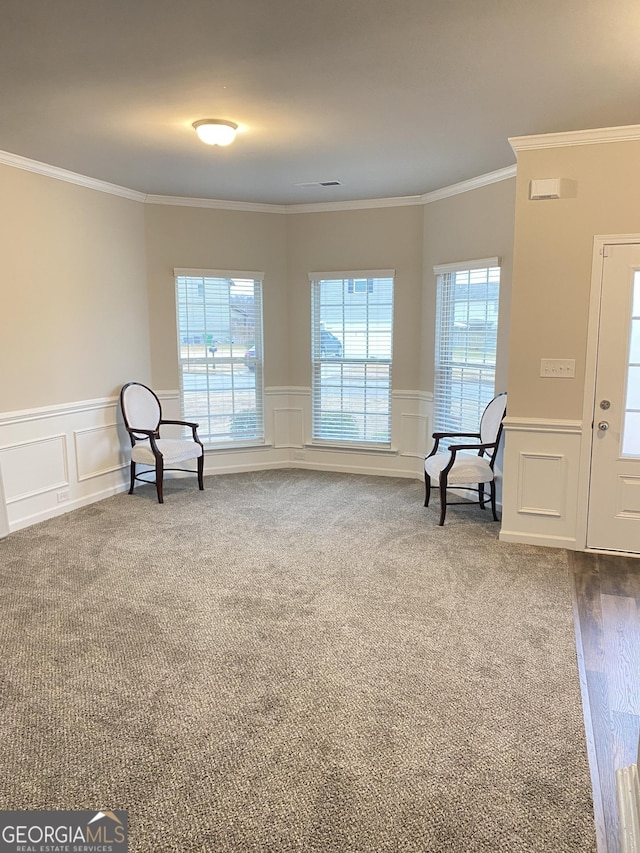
[295,180,343,188]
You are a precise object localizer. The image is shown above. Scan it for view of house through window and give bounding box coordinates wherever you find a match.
[174,269,264,444]
[310,271,394,444]
[433,259,500,433]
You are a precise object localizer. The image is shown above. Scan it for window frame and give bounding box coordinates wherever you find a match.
[174,267,265,447]
[433,257,501,435]
[309,269,395,448]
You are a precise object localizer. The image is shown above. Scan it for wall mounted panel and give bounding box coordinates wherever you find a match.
[500,417,582,549]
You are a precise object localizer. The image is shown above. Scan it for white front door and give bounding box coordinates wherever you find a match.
[587,242,640,553]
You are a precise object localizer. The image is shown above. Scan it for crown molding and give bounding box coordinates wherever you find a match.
[0,149,516,212]
[0,149,146,202]
[420,165,516,204]
[145,193,428,213]
[509,124,640,154]
[284,195,424,214]
[143,194,287,213]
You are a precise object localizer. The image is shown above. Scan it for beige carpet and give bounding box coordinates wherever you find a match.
[0,470,596,852]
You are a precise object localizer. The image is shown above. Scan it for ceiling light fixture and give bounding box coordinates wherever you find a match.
[192,119,238,146]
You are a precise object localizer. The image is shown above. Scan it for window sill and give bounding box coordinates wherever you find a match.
[204,441,273,453]
[306,442,397,456]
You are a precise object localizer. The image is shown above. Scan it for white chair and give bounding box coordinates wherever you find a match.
[120,382,204,504]
[424,392,507,525]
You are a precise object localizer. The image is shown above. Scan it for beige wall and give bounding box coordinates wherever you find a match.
[0,163,512,414]
[0,161,520,531]
[286,206,424,390]
[508,140,640,419]
[421,178,516,396]
[143,205,288,389]
[0,165,149,411]
[0,167,506,417]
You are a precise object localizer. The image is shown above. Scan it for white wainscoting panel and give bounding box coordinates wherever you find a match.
[74,423,125,482]
[273,408,304,449]
[0,388,432,532]
[500,417,583,549]
[517,453,566,517]
[396,392,432,460]
[1,434,68,503]
[0,463,9,538]
[399,414,430,459]
[0,397,129,532]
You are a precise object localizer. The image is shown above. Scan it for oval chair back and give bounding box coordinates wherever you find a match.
[119,382,204,503]
[424,391,507,525]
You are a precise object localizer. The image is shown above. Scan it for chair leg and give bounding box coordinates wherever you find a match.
[478,482,485,509]
[490,481,498,521]
[424,472,431,507]
[155,457,164,504]
[128,461,136,495]
[438,476,448,526]
[197,454,204,490]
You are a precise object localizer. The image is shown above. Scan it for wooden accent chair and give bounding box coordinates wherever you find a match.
[120,382,204,504]
[424,392,507,525]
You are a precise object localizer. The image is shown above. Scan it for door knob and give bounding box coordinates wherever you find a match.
[597,421,609,431]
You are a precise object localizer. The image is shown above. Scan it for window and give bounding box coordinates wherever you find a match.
[433,258,500,433]
[174,269,264,444]
[623,270,640,455]
[309,270,394,445]
[348,278,374,294]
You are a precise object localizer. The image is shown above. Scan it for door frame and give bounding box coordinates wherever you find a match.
[576,233,640,553]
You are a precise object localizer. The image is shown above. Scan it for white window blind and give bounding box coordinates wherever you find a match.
[174,270,264,444]
[310,271,394,444]
[434,259,500,433]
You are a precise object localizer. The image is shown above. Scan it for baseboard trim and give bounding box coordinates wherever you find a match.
[287,459,419,479]
[204,458,419,480]
[9,481,129,533]
[499,529,578,549]
[584,547,640,560]
[203,459,293,476]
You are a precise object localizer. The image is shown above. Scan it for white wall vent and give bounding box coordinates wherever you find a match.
[529,178,571,200]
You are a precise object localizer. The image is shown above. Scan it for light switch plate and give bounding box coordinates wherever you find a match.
[540,358,575,378]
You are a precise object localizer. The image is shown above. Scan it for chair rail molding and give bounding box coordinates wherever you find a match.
[502,416,583,434]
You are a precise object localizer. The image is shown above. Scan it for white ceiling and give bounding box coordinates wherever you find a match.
[2,0,640,205]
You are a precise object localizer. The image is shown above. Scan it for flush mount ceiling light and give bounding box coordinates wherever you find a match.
[192,119,238,146]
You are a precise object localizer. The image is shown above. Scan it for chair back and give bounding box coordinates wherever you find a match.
[479,392,507,452]
[120,382,162,439]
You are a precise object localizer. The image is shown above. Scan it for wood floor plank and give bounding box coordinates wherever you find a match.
[569,550,640,853]
[585,669,621,853]
[568,554,610,851]
[600,594,640,717]
[571,552,606,674]
[609,710,640,771]
[598,554,640,599]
